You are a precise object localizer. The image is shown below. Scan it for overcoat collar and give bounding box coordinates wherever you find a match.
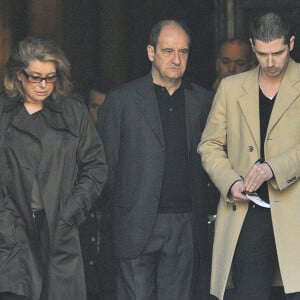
[268,59,300,135]
[2,95,78,137]
[238,58,300,149]
[184,86,203,152]
[135,73,195,151]
[2,94,62,113]
[135,74,164,147]
[238,66,261,149]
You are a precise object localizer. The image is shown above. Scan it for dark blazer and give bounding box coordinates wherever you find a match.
[97,74,218,261]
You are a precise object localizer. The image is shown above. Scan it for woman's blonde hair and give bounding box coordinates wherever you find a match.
[4,37,72,102]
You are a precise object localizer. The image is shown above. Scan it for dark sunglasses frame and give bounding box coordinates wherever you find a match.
[22,70,57,83]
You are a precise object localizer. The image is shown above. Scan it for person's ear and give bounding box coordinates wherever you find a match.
[249,38,255,52]
[147,45,155,62]
[216,57,221,71]
[17,72,23,82]
[289,36,295,51]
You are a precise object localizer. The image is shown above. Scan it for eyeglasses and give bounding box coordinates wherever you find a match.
[22,70,57,84]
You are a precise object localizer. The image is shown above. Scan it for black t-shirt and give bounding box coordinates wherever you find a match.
[257,88,276,202]
[154,83,192,213]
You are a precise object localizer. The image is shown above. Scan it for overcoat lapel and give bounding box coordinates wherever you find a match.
[267,59,300,136]
[11,108,42,140]
[238,67,261,150]
[43,98,79,137]
[185,89,200,153]
[135,76,164,147]
[10,97,78,138]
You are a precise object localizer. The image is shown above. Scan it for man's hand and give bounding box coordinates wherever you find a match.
[230,180,248,202]
[244,162,273,192]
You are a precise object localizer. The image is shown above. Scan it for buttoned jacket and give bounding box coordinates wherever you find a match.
[0,95,107,300]
[97,74,218,261]
[199,58,300,299]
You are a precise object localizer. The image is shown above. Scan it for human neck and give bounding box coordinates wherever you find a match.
[259,70,284,99]
[24,101,43,115]
[152,73,182,95]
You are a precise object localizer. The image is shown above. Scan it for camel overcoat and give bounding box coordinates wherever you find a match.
[198,58,300,299]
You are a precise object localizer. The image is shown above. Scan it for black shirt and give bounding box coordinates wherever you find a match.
[257,88,276,202]
[27,108,45,211]
[154,82,192,213]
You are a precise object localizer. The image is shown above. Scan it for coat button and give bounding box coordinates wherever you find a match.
[232,204,237,211]
[247,146,254,152]
[287,176,296,183]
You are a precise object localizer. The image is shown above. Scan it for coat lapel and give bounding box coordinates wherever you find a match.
[238,67,261,150]
[9,97,78,138]
[135,75,164,147]
[267,59,300,136]
[185,88,201,153]
[11,107,43,140]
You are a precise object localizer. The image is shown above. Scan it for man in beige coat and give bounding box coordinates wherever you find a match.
[199,12,300,300]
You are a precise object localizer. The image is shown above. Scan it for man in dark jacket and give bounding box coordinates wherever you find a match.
[97,19,218,300]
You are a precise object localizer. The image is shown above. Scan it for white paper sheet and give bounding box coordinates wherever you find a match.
[245,192,270,208]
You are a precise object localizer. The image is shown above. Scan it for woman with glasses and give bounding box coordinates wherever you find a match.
[0,37,107,300]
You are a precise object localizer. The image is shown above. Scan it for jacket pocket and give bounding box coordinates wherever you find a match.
[0,209,16,243]
[0,242,21,272]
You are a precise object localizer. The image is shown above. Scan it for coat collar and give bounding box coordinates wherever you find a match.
[238,58,300,147]
[1,94,78,137]
[134,73,197,151]
[2,94,63,113]
[268,59,300,134]
[43,97,63,112]
[184,84,209,152]
[238,66,261,149]
[135,74,165,147]
[2,94,23,112]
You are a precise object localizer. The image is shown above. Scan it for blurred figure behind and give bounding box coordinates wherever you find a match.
[212,38,256,91]
[80,85,117,300]
[87,88,106,125]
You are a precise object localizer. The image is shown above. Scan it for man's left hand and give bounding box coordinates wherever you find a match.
[244,162,273,192]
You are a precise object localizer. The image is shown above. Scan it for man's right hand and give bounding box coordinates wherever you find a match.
[230,180,248,202]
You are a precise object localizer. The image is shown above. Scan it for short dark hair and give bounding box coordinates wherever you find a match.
[219,38,253,60]
[148,19,191,49]
[249,12,294,45]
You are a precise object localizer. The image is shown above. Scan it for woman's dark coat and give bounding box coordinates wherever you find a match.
[0,94,107,300]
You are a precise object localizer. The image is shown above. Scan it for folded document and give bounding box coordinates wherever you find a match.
[245,192,270,208]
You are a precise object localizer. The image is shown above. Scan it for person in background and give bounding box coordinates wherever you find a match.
[199,11,300,300]
[212,38,256,92]
[80,85,117,300]
[97,19,218,300]
[0,37,107,300]
[87,88,106,124]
